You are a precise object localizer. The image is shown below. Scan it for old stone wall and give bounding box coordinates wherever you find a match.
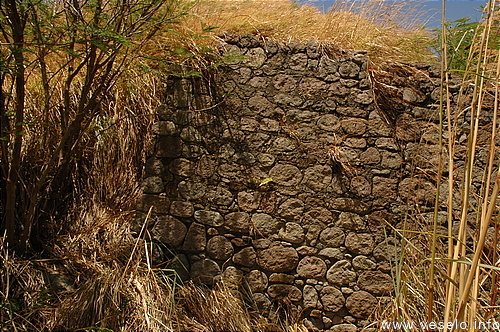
[135,34,496,331]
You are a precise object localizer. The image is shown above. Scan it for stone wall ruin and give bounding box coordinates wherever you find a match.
[135,34,496,331]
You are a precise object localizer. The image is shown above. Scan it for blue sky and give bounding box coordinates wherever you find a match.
[298,0,488,28]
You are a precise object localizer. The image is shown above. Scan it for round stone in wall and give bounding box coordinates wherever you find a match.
[194,210,224,227]
[207,235,234,261]
[326,260,357,287]
[357,270,394,295]
[269,163,302,186]
[151,215,187,247]
[178,181,206,201]
[345,233,374,255]
[251,213,281,237]
[257,245,299,272]
[190,259,221,286]
[346,290,378,319]
[320,286,345,313]
[279,222,305,244]
[224,212,251,234]
[336,212,365,231]
[170,201,194,218]
[317,114,341,132]
[278,198,304,221]
[141,176,164,194]
[352,255,376,270]
[296,256,327,279]
[233,246,256,267]
[303,285,319,308]
[169,158,195,177]
[319,227,345,247]
[302,165,333,191]
[247,270,268,293]
[182,223,206,253]
[268,284,302,302]
[237,191,261,212]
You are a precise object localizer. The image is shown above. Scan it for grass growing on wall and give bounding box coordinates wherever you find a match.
[158,0,436,66]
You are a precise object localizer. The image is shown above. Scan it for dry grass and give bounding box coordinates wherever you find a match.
[385,0,500,329]
[155,0,436,66]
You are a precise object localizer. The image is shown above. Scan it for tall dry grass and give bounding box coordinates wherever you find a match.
[386,0,500,330]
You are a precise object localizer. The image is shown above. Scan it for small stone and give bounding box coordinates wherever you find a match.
[303,285,319,308]
[381,151,403,169]
[269,273,295,284]
[318,248,343,260]
[339,61,360,78]
[252,213,281,237]
[330,198,369,215]
[191,259,221,286]
[278,198,304,221]
[329,323,357,332]
[152,121,178,135]
[352,255,376,270]
[141,176,164,194]
[194,210,224,227]
[269,163,303,186]
[373,241,400,262]
[182,223,207,253]
[320,286,345,313]
[297,256,327,279]
[317,114,341,132]
[224,212,251,234]
[233,247,257,267]
[170,201,194,218]
[359,147,381,165]
[178,181,205,200]
[296,246,318,256]
[257,153,276,167]
[207,235,234,261]
[211,186,234,206]
[342,118,366,135]
[144,157,165,176]
[303,165,333,191]
[207,228,219,236]
[350,176,371,197]
[372,177,398,200]
[336,212,365,231]
[279,222,305,244]
[357,270,393,295]
[222,266,243,289]
[268,284,302,302]
[341,287,354,295]
[346,290,378,319]
[257,245,299,272]
[231,237,249,247]
[252,239,272,249]
[319,227,345,247]
[151,215,187,247]
[326,260,357,286]
[196,155,218,178]
[375,137,398,150]
[238,191,261,212]
[247,270,268,293]
[345,233,375,255]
